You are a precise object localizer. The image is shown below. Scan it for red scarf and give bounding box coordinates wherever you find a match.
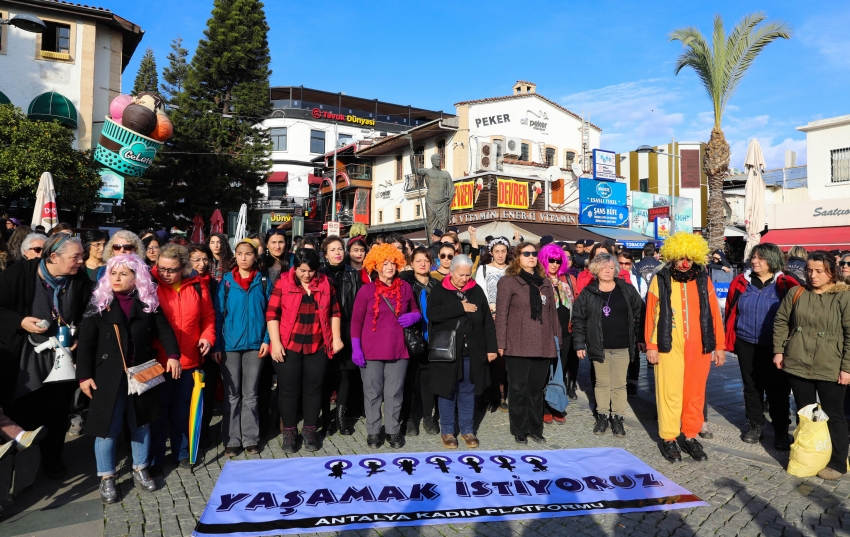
[372,278,403,331]
[232,267,257,290]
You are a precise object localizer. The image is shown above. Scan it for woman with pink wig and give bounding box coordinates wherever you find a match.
[76,254,180,504]
[539,243,578,418]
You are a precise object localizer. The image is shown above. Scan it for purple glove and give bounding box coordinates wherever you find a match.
[351,338,366,368]
[398,312,422,328]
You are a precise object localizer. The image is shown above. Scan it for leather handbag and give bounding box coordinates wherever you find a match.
[428,319,459,363]
[381,295,426,357]
[115,325,165,395]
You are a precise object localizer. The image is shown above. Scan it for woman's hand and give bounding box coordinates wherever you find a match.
[839,371,850,385]
[80,379,97,399]
[498,348,504,356]
[258,343,269,358]
[397,312,420,328]
[646,349,659,365]
[577,349,586,359]
[198,339,212,356]
[487,352,497,362]
[332,338,345,355]
[270,342,286,363]
[461,299,478,313]
[211,352,222,364]
[21,317,48,334]
[166,358,182,379]
[773,353,784,370]
[713,349,725,367]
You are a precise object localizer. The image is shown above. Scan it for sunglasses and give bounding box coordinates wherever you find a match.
[28,246,43,254]
[521,251,539,258]
[840,261,850,267]
[157,266,181,275]
[621,262,633,267]
[112,244,135,252]
[548,258,562,264]
[439,253,454,260]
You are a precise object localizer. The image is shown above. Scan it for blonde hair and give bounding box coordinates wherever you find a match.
[660,232,710,264]
[103,230,145,262]
[589,252,620,276]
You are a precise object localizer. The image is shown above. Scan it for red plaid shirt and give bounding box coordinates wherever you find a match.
[284,286,340,354]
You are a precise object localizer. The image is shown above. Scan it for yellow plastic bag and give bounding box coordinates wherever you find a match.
[787,404,831,477]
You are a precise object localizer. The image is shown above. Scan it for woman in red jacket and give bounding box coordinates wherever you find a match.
[267,248,344,453]
[150,243,216,469]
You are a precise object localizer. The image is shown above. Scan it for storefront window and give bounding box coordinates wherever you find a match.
[310,130,325,154]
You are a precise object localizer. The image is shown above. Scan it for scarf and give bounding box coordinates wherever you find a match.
[39,259,69,321]
[372,277,403,330]
[671,265,701,283]
[519,269,545,323]
[232,267,257,290]
[549,275,573,310]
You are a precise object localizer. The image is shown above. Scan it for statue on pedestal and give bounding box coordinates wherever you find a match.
[411,151,455,236]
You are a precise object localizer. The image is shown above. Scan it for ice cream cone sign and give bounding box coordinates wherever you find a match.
[531,181,543,206]
[474,178,484,203]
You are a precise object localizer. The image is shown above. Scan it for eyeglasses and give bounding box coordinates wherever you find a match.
[439,253,454,260]
[112,244,135,252]
[548,258,562,264]
[190,257,210,264]
[28,247,43,254]
[157,266,181,275]
[147,246,160,252]
[521,251,539,258]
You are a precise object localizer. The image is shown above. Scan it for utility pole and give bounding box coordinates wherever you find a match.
[331,122,338,222]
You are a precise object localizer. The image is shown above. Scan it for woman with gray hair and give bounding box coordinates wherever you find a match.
[427,254,497,449]
[572,253,645,438]
[21,233,48,260]
[103,230,145,264]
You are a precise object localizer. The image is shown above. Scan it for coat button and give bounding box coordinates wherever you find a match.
[102,354,109,360]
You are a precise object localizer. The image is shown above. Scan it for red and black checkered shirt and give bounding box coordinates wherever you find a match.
[285,287,340,354]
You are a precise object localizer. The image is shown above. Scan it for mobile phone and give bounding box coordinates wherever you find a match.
[35,319,50,329]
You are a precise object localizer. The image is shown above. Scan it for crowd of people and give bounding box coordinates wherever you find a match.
[0,220,848,507]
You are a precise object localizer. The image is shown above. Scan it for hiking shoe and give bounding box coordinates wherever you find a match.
[281,428,297,454]
[680,437,708,461]
[16,426,47,451]
[698,422,714,439]
[441,434,458,449]
[530,434,546,444]
[100,477,119,504]
[593,414,609,435]
[462,433,479,448]
[660,440,682,463]
[132,468,157,492]
[741,420,763,444]
[68,415,83,436]
[610,415,626,437]
[567,381,578,401]
[303,427,319,452]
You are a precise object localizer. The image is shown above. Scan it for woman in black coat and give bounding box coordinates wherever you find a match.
[77,254,179,504]
[427,254,497,450]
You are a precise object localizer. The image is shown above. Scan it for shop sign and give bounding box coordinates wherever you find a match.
[311,108,376,127]
[497,179,529,209]
[270,212,293,223]
[648,206,670,221]
[631,192,693,236]
[579,178,627,206]
[98,169,124,200]
[593,149,617,181]
[451,181,475,210]
[327,221,341,236]
[579,203,629,227]
[473,114,510,128]
[655,217,671,239]
[450,209,577,225]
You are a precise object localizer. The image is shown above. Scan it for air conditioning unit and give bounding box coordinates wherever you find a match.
[504,137,522,156]
[478,142,498,172]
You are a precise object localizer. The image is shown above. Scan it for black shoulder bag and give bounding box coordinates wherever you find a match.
[381,295,426,357]
[427,290,466,363]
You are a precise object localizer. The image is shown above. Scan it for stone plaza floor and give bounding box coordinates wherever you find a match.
[1,355,849,537]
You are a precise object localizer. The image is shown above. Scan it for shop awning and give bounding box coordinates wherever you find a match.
[308,174,325,185]
[579,226,656,246]
[0,90,10,106]
[267,171,289,183]
[27,92,77,128]
[724,226,747,238]
[763,226,850,252]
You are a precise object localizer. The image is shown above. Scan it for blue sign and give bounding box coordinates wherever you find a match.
[592,149,617,181]
[622,240,658,250]
[579,204,630,227]
[714,282,730,299]
[579,178,628,206]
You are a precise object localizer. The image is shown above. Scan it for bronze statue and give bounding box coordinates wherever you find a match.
[410,149,455,236]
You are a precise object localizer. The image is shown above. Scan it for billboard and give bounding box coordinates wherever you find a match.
[630,192,693,237]
[579,178,628,206]
[451,181,475,210]
[593,149,617,181]
[497,179,529,209]
[579,204,630,227]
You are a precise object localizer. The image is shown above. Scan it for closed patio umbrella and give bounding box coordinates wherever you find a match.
[191,214,205,244]
[233,204,248,242]
[210,209,224,234]
[32,172,58,230]
[743,139,766,259]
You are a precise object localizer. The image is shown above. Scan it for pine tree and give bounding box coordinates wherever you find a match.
[160,36,189,104]
[132,48,159,96]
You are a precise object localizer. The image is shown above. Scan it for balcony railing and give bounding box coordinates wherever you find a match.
[404,174,425,192]
[323,163,372,183]
[252,197,303,210]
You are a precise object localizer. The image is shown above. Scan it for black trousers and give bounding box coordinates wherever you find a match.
[486,355,507,406]
[273,349,328,428]
[401,357,436,424]
[736,339,791,429]
[257,357,275,436]
[6,382,76,472]
[558,334,573,382]
[787,373,848,474]
[505,356,549,436]
[627,346,641,382]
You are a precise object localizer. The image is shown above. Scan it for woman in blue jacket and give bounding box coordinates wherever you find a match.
[211,238,271,457]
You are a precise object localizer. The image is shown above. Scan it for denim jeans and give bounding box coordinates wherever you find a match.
[151,368,195,466]
[221,351,262,447]
[438,356,475,436]
[94,384,150,476]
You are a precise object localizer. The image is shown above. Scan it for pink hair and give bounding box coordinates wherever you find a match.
[91,254,159,313]
[539,243,570,277]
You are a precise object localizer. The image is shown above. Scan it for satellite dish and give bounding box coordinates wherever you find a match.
[571,160,584,178]
[545,166,561,183]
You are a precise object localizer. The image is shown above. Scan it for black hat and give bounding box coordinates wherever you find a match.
[448,226,460,233]
[432,228,443,237]
[577,239,593,247]
[539,235,554,246]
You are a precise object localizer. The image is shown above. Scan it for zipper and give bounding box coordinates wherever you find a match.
[682,282,689,339]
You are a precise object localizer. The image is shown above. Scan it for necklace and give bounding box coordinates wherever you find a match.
[603,290,613,317]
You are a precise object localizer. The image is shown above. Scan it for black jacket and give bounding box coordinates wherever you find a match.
[400,270,438,362]
[785,256,807,286]
[0,260,92,407]
[321,264,363,326]
[572,279,644,362]
[427,281,496,398]
[654,266,717,354]
[76,297,179,438]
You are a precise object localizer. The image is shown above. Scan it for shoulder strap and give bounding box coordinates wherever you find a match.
[381,294,399,318]
[792,286,804,306]
[113,324,128,373]
[193,282,202,297]
[223,281,230,318]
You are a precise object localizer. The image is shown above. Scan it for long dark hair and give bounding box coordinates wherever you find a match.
[293,247,321,271]
[805,251,839,290]
[265,228,288,269]
[81,229,109,262]
[207,232,235,272]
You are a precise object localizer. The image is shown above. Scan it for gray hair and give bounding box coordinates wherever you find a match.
[588,252,620,276]
[21,233,48,257]
[103,230,145,262]
[449,254,474,272]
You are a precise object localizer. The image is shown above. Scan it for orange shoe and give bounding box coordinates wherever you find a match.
[552,411,566,424]
[543,413,553,424]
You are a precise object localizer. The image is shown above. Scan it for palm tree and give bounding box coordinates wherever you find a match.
[670,12,791,250]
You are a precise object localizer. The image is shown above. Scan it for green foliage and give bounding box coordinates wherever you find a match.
[0,104,102,212]
[161,36,189,104]
[132,48,160,96]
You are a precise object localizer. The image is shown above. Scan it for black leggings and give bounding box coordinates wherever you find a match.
[401,358,436,423]
[273,349,328,428]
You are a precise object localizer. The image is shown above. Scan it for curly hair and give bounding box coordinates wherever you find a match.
[363,243,406,274]
[539,243,570,277]
[660,232,710,264]
[103,230,145,263]
[158,243,192,276]
[91,254,159,314]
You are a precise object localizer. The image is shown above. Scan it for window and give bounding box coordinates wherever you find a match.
[310,130,325,154]
[377,210,384,224]
[395,156,403,182]
[565,151,576,167]
[413,146,425,170]
[831,148,850,183]
[270,128,287,151]
[437,139,446,169]
[395,206,402,221]
[639,178,648,192]
[493,138,504,160]
[551,179,564,204]
[338,133,353,148]
[415,203,421,218]
[42,21,71,54]
[520,143,529,162]
[267,183,286,198]
[545,147,556,167]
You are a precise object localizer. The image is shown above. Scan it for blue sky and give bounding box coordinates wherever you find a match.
[104,0,850,169]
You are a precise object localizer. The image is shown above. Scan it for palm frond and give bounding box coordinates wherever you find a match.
[722,21,793,110]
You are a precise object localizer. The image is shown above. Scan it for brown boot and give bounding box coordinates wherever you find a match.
[441,434,458,449]
[461,433,479,448]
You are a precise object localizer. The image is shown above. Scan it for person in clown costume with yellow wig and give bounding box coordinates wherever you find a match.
[645,232,725,463]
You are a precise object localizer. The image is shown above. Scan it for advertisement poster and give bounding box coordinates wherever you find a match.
[98,169,125,200]
[592,149,617,181]
[579,178,628,206]
[630,192,693,237]
[497,179,529,209]
[451,181,475,210]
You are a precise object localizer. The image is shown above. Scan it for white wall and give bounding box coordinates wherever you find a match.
[798,115,850,200]
[91,23,115,145]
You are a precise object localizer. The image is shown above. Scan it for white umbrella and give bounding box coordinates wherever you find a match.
[32,172,59,230]
[743,139,766,260]
[233,203,248,242]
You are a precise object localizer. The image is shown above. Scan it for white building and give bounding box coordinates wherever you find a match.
[0,0,143,149]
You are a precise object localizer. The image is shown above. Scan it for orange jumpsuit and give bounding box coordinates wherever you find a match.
[645,276,725,441]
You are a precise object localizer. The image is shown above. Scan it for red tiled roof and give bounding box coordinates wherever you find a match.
[454,93,602,131]
[30,0,111,12]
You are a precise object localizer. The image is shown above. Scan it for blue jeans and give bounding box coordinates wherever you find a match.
[151,368,195,465]
[94,385,150,477]
[438,356,475,436]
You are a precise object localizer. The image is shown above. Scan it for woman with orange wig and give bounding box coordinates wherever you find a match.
[350,244,421,450]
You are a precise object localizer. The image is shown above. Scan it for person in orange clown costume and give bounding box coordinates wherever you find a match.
[644,232,725,463]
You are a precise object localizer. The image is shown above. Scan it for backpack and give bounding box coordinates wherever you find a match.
[544,336,569,412]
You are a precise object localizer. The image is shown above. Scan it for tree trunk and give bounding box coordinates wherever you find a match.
[703,126,730,251]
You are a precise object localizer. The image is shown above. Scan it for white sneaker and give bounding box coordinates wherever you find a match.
[17,426,47,451]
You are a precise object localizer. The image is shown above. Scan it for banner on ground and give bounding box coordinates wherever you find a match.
[193,448,705,536]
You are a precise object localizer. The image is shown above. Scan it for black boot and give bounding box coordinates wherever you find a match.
[741,419,763,444]
[303,426,320,452]
[593,413,609,435]
[610,415,626,437]
[422,416,440,435]
[773,426,791,451]
[567,380,578,401]
[281,427,297,454]
[660,440,682,463]
[337,405,354,435]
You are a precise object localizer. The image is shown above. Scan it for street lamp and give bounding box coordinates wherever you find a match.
[0,14,47,33]
[636,143,681,233]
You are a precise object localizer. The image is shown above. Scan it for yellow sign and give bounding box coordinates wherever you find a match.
[451,181,475,210]
[270,213,292,223]
[497,179,529,209]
